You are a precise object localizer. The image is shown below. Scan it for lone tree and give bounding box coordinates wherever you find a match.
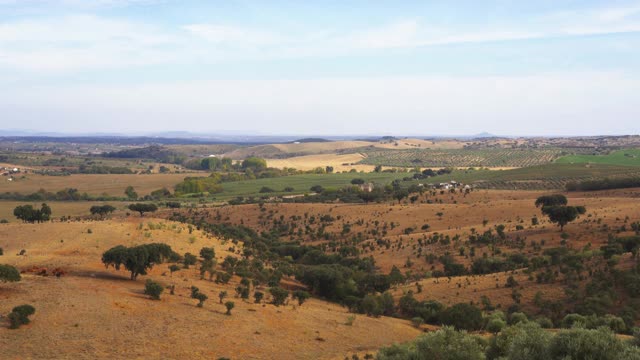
[199,247,215,261]
[125,186,138,200]
[541,205,586,231]
[292,290,311,306]
[0,264,21,283]
[535,194,568,208]
[168,264,180,276]
[128,203,158,217]
[144,279,164,300]
[190,286,208,307]
[269,287,289,306]
[8,304,35,329]
[225,301,235,315]
[101,243,175,280]
[254,291,264,304]
[90,205,116,218]
[218,290,228,304]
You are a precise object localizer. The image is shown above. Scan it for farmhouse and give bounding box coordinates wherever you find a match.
[359,183,375,192]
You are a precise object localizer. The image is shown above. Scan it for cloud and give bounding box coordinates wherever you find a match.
[1,3,640,72]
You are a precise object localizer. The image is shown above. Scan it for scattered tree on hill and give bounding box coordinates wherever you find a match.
[0,264,21,283]
[541,205,586,231]
[128,203,158,216]
[270,287,289,306]
[125,186,138,199]
[101,243,175,280]
[225,301,235,315]
[199,247,215,261]
[90,205,116,218]
[292,290,311,306]
[183,253,197,268]
[535,194,568,208]
[439,303,483,331]
[144,279,163,300]
[13,203,51,223]
[8,304,36,329]
[219,290,228,304]
[168,264,180,276]
[241,157,267,171]
[254,291,264,303]
[190,286,208,307]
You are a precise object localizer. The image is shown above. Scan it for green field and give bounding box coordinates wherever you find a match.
[407,163,640,190]
[358,148,563,167]
[213,172,408,200]
[555,149,640,166]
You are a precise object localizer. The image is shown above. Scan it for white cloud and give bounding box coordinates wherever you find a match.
[1,4,640,72]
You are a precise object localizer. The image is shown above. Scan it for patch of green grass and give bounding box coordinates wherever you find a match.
[407,163,640,190]
[359,148,563,167]
[212,172,408,200]
[555,149,640,167]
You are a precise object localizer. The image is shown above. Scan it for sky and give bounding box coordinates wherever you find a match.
[0,0,639,137]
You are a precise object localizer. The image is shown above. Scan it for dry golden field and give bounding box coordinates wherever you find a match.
[1,173,206,196]
[0,218,420,359]
[266,153,374,172]
[0,201,126,222]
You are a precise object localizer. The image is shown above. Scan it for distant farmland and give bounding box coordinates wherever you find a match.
[406,163,640,190]
[555,149,640,166]
[213,172,407,200]
[358,148,564,168]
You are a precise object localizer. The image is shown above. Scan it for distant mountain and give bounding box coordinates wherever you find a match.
[290,138,330,143]
[473,132,497,138]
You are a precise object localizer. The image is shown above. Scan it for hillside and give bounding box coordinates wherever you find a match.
[0,219,420,359]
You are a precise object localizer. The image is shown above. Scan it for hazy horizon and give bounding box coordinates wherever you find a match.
[1,1,639,136]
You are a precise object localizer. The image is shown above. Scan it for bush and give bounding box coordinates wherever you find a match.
[8,304,36,329]
[225,301,235,315]
[144,279,163,300]
[487,318,506,334]
[292,290,311,306]
[377,326,485,360]
[509,312,528,325]
[269,287,289,306]
[0,264,21,283]
[549,327,630,360]
[440,303,483,331]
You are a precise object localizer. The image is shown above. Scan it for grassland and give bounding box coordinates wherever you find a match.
[0,201,127,222]
[2,173,206,196]
[0,218,420,359]
[411,163,640,190]
[555,148,640,166]
[214,172,408,200]
[359,148,563,168]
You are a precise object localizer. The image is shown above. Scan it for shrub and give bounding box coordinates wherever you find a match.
[8,304,36,329]
[269,287,289,306]
[144,279,163,300]
[509,312,528,325]
[440,303,483,331]
[412,317,425,328]
[292,290,311,306]
[486,318,506,334]
[0,264,21,283]
[377,326,485,360]
[194,292,208,307]
[225,301,235,315]
[254,291,264,303]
